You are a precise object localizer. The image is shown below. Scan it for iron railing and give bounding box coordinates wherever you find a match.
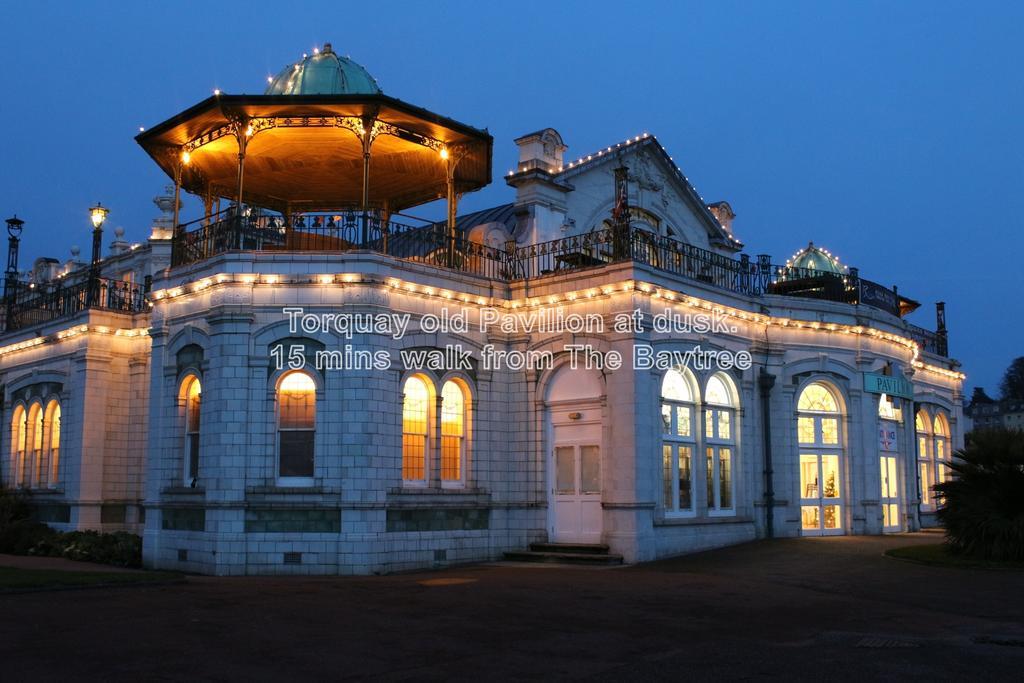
[3,276,147,332]
[905,322,949,357]
[166,215,948,354]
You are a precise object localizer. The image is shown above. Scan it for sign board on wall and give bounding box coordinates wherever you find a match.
[878,424,898,451]
[863,372,914,400]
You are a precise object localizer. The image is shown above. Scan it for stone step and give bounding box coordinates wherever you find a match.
[529,542,611,555]
[503,550,623,566]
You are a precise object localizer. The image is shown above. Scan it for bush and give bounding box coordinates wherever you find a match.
[0,485,142,568]
[936,427,1024,561]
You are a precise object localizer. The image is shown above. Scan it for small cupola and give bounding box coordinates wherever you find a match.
[513,128,567,173]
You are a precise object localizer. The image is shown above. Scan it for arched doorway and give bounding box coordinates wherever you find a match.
[546,363,604,543]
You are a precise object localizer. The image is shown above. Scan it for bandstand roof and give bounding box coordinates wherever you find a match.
[135,93,493,213]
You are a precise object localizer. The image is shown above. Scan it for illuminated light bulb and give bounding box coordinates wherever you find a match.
[440,148,449,160]
[213,88,221,95]
[267,76,273,83]
[181,150,191,164]
[313,47,319,54]
[319,275,334,285]
[246,125,254,137]
[343,274,358,283]
[138,126,145,132]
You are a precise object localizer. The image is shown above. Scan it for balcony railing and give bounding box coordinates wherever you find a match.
[166,213,948,354]
[3,276,147,332]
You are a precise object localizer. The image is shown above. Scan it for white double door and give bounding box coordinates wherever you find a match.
[550,420,603,544]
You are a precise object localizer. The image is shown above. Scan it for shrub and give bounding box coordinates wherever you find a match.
[936,427,1024,561]
[0,486,142,568]
[0,485,32,529]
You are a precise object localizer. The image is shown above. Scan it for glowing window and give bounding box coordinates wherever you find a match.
[180,376,202,483]
[660,368,696,514]
[10,405,26,487]
[704,374,737,513]
[798,384,839,413]
[878,393,902,421]
[402,376,431,483]
[277,371,315,479]
[44,401,61,488]
[440,380,467,484]
[28,403,43,488]
[661,368,693,402]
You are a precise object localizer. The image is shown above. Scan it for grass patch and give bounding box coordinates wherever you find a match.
[886,543,1024,570]
[0,566,184,592]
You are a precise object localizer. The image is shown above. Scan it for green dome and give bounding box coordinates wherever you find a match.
[265,44,380,95]
[787,242,846,275]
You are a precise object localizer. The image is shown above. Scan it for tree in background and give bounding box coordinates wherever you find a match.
[1000,356,1024,401]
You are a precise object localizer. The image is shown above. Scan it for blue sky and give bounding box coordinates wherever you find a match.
[2,1,1021,395]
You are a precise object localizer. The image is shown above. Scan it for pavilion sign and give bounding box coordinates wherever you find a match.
[863,372,914,401]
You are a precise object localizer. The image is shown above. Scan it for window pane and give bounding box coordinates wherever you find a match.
[798,384,838,412]
[706,447,714,507]
[440,382,464,438]
[920,463,930,504]
[402,377,429,436]
[678,446,692,510]
[705,375,732,406]
[880,458,890,498]
[662,444,673,509]
[718,447,732,508]
[719,411,731,441]
[555,446,575,494]
[705,410,714,440]
[798,417,815,444]
[823,505,841,530]
[661,368,692,401]
[279,431,314,477]
[801,505,820,530]
[403,434,425,481]
[935,439,945,460]
[821,455,840,498]
[661,404,672,434]
[677,406,691,438]
[279,373,315,430]
[800,454,819,499]
[821,418,838,445]
[186,379,202,432]
[580,445,600,494]
[188,433,199,480]
[917,436,928,459]
[441,436,461,482]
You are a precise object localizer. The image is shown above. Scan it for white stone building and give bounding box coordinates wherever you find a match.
[0,48,964,574]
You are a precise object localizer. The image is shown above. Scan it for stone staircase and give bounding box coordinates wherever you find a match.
[503,542,623,566]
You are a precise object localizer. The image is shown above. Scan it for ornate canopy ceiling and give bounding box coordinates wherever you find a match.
[136,94,493,213]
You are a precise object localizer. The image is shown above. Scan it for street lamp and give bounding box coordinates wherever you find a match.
[4,215,25,331]
[87,203,109,306]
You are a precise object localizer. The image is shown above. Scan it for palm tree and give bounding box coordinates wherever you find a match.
[936,427,1024,561]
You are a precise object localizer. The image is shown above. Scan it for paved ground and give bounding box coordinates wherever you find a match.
[2,533,1022,681]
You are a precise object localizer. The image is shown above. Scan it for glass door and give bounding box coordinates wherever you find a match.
[799,453,843,535]
[880,455,901,532]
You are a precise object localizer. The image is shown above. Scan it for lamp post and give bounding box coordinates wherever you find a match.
[4,215,25,331]
[87,203,109,307]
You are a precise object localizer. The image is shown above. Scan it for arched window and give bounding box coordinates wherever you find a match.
[402,375,432,484]
[10,405,26,487]
[43,401,61,488]
[440,380,469,486]
[915,410,933,507]
[27,403,43,488]
[704,373,737,512]
[180,376,202,484]
[277,371,316,481]
[797,382,844,534]
[661,367,697,514]
[933,413,950,487]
